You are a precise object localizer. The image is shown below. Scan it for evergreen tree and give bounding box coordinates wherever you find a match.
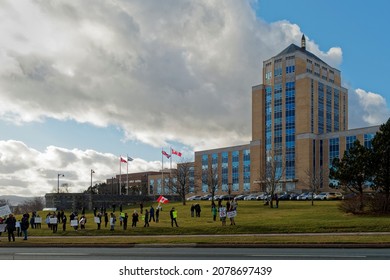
[329,140,373,211]
[371,118,390,211]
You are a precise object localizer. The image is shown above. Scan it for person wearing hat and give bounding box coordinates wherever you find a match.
[5,214,16,242]
[169,207,179,227]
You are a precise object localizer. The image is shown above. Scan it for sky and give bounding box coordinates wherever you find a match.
[0,0,389,197]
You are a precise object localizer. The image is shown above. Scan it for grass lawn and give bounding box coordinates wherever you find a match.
[3,200,390,246]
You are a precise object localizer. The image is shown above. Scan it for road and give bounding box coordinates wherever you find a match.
[2,247,390,260]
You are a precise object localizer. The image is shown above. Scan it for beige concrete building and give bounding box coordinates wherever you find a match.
[195,35,380,194]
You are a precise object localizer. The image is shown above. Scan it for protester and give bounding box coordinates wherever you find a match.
[170,207,179,227]
[21,213,29,240]
[211,204,217,222]
[5,213,16,242]
[132,210,139,227]
[110,213,116,231]
[123,213,128,230]
[144,209,150,227]
[155,207,160,223]
[219,206,227,226]
[149,206,155,222]
[62,214,67,231]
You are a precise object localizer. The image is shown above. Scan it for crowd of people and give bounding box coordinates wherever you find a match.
[0,198,240,241]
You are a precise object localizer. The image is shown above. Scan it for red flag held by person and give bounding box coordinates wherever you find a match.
[157,195,169,204]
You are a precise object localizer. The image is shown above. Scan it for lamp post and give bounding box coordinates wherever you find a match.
[57,173,64,193]
[91,169,95,194]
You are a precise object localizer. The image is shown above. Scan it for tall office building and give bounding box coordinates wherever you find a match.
[195,35,379,195]
[251,35,350,191]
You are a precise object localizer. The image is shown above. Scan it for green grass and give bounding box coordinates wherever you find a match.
[3,200,390,246]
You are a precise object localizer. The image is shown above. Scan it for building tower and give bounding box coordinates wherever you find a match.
[250,35,348,192]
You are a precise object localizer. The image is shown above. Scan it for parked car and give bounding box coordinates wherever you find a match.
[234,194,247,200]
[314,192,329,200]
[327,192,343,200]
[186,195,202,201]
[200,194,212,200]
[209,195,220,201]
[289,193,300,200]
[219,194,235,201]
[297,192,315,200]
[278,193,291,200]
[244,194,258,200]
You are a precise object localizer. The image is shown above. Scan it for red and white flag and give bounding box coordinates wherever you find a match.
[171,148,182,157]
[120,157,127,163]
[162,150,171,159]
[157,195,169,204]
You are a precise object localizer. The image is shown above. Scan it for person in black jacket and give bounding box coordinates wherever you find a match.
[5,214,16,242]
[21,213,29,240]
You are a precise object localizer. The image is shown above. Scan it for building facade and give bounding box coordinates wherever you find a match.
[195,36,379,194]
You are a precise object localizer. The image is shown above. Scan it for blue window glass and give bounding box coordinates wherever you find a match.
[221,152,228,192]
[346,136,357,152]
[326,86,332,132]
[329,138,339,166]
[202,154,208,193]
[149,179,154,195]
[243,149,250,192]
[318,82,324,134]
[232,151,239,192]
[334,89,339,131]
[364,134,375,149]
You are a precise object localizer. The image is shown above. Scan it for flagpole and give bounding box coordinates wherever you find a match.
[119,156,122,195]
[126,154,129,195]
[161,148,164,195]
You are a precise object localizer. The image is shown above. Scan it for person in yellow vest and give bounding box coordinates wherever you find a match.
[170,207,179,227]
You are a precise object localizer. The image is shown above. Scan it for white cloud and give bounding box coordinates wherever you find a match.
[0,140,161,197]
[0,0,344,152]
[348,88,390,128]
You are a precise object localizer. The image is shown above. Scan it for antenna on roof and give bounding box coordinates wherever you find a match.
[301,34,306,50]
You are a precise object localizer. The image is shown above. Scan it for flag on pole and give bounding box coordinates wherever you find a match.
[156,195,169,204]
[171,148,182,157]
[127,156,134,162]
[162,150,171,159]
[120,157,127,163]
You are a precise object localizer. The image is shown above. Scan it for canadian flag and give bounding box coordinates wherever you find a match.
[157,195,169,204]
[120,157,127,163]
[171,148,182,157]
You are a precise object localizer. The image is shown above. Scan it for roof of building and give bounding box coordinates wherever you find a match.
[275,43,327,65]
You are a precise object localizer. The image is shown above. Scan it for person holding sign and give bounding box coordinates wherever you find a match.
[170,207,179,227]
[219,206,227,226]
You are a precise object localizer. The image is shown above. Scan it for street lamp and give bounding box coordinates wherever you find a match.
[91,169,95,194]
[57,173,64,193]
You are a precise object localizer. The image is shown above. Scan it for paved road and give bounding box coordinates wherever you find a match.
[2,247,390,260]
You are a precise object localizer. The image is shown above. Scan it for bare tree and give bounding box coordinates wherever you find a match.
[167,160,195,205]
[15,197,45,214]
[199,163,219,206]
[257,149,285,208]
[303,168,324,206]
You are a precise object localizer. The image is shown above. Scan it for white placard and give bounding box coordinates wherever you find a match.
[70,219,78,227]
[227,210,237,218]
[219,207,227,217]
[34,217,42,223]
[94,217,101,223]
[0,224,6,232]
[0,205,12,217]
[49,217,58,224]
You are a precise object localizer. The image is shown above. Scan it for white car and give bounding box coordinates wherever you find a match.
[186,195,202,201]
